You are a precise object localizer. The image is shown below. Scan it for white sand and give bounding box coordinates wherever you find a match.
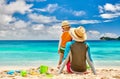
[0,66,120,79]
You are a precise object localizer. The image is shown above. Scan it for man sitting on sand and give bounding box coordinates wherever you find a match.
[62,26,96,74]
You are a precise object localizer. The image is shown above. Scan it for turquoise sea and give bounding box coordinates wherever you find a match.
[0,40,120,67]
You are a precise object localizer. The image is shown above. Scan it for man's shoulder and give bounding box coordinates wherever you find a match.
[84,42,90,48]
[83,41,88,45]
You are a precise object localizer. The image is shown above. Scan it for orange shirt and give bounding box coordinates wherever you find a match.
[61,31,72,47]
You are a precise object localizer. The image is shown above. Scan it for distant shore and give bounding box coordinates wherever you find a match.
[100,36,120,40]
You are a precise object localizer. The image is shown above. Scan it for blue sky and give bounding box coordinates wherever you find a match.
[0,0,120,40]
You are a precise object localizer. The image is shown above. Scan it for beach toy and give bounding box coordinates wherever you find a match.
[20,70,27,77]
[46,73,53,78]
[39,65,48,74]
[7,70,15,75]
[15,70,21,73]
[29,70,39,75]
[87,64,90,69]
[39,65,54,78]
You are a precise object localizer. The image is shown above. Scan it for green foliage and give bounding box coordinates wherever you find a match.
[100,36,120,40]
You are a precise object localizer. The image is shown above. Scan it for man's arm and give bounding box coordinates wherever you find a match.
[57,51,71,74]
[58,41,73,74]
[86,46,96,75]
[63,41,73,60]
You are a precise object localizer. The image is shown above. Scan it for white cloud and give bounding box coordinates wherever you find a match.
[103,20,113,22]
[23,24,61,40]
[0,19,32,40]
[34,4,58,13]
[28,13,58,23]
[60,7,86,17]
[88,30,100,35]
[0,30,7,37]
[0,20,61,40]
[72,11,86,16]
[104,3,116,12]
[46,25,61,39]
[116,4,120,10]
[104,3,120,12]
[0,0,33,40]
[100,13,120,19]
[1,0,33,15]
[0,14,15,25]
[1,1,119,40]
[101,33,119,38]
[80,20,100,24]
[0,0,62,40]
[70,20,100,24]
[87,30,119,40]
[34,3,86,16]
[98,6,104,13]
[0,0,61,40]
[0,0,33,26]
[47,24,61,34]
[99,3,120,19]
[0,18,119,40]
[87,30,101,40]
[12,20,29,29]
[25,0,47,2]
[32,24,45,30]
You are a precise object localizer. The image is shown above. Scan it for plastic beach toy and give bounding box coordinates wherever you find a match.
[7,70,15,75]
[39,65,54,78]
[29,69,39,75]
[15,70,21,73]
[87,64,90,69]
[20,70,27,77]
[46,73,53,78]
[39,65,48,74]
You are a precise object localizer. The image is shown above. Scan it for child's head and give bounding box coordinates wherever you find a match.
[61,21,70,32]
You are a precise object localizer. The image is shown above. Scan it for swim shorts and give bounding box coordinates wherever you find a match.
[60,47,65,53]
[66,60,72,73]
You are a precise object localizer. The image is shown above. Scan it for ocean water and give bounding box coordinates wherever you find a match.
[0,40,120,67]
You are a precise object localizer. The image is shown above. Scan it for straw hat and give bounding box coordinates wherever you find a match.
[61,21,70,27]
[69,26,87,41]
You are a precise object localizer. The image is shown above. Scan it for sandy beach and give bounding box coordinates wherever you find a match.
[0,66,120,79]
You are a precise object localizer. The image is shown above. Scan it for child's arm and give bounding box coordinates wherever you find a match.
[58,34,62,53]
